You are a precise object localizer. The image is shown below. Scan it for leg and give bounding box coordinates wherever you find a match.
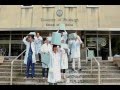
[31,63,35,78]
[36,54,39,62]
[72,58,75,70]
[26,60,31,78]
[54,83,57,85]
[46,68,49,78]
[49,83,54,85]
[44,68,48,78]
[61,69,64,79]
[63,69,66,79]
[42,68,45,78]
[38,53,41,62]
[78,58,82,71]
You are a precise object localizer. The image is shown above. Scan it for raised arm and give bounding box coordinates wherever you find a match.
[77,35,83,44]
[23,36,28,45]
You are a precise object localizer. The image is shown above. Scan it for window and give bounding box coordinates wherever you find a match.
[64,5,78,8]
[86,5,99,8]
[42,5,55,8]
[21,5,33,8]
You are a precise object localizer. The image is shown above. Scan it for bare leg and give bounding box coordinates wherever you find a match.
[72,58,75,71]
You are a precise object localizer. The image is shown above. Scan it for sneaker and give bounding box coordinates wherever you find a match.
[31,76,35,79]
[71,68,75,71]
[24,76,28,79]
[78,69,82,72]
[43,77,45,79]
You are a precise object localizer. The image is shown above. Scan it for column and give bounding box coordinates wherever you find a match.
[109,31,112,57]
[9,32,11,56]
[97,31,99,57]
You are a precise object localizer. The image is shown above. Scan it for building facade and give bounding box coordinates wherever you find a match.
[0,5,120,60]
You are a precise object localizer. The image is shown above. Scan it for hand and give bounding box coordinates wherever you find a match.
[26,36,28,38]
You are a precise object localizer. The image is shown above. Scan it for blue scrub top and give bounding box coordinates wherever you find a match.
[28,43,33,61]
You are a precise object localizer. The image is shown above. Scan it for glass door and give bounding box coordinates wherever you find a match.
[98,35,109,60]
[111,35,120,56]
[86,35,97,57]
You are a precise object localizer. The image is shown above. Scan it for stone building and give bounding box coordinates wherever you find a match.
[0,5,120,60]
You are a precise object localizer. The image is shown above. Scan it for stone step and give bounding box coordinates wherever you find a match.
[1,69,120,74]
[81,70,120,73]
[12,82,48,85]
[1,72,120,79]
[1,60,114,65]
[0,66,119,72]
[1,69,120,76]
[0,81,10,85]
[0,60,114,65]
[0,64,117,69]
[66,74,120,78]
[0,77,47,82]
[102,83,120,85]
[1,60,120,85]
[101,78,120,82]
[1,75,120,85]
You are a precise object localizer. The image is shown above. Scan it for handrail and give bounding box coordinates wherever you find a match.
[10,50,26,85]
[10,49,49,85]
[86,48,101,85]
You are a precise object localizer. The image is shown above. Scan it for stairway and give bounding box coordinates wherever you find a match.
[0,59,120,85]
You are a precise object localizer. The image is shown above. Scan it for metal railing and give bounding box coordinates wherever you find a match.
[10,50,26,85]
[10,50,49,85]
[86,48,101,85]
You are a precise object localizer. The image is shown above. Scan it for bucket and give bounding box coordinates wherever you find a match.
[51,32,61,45]
[68,33,77,39]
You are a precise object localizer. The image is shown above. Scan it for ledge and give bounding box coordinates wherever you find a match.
[21,5,33,9]
[86,5,99,8]
[42,5,55,8]
[64,5,79,8]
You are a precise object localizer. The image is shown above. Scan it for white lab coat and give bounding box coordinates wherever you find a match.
[34,36,43,54]
[60,44,69,69]
[23,37,36,65]
[61,32,68,43]
[70,36,83,58]
[48,51,62,83]
[57,30,68,44]
[41,43,52,68]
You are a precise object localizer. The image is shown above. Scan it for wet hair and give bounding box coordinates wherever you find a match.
[36,32,39,34]
[59,30,64,33]
[53,45,57,48]
[49,33,52,35]
[28,35,34,39]
[52,45,57,51]
[43,38,47,42]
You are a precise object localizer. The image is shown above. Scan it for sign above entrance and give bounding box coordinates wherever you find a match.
[41,18,79,27]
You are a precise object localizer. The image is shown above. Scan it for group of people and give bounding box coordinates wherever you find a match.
[23,30,83,85]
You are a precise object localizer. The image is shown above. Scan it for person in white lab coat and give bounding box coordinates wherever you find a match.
[68,38,73,63]
[23,34,36,78]
[34,32,43,62]
[41,38,52,79]
[60,39,70,81]
[61,31,68,44]
[57,30,68,44]
[48,45,62,85]
[58,23,68,44]
[47,33,52,44]
[69,33,83,71]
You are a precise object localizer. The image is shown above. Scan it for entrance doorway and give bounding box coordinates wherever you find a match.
[98,35,109,60]
[85,31,110,60]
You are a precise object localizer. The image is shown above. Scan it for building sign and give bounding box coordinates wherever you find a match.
[41,18,79,27]
[56,9,63,17]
